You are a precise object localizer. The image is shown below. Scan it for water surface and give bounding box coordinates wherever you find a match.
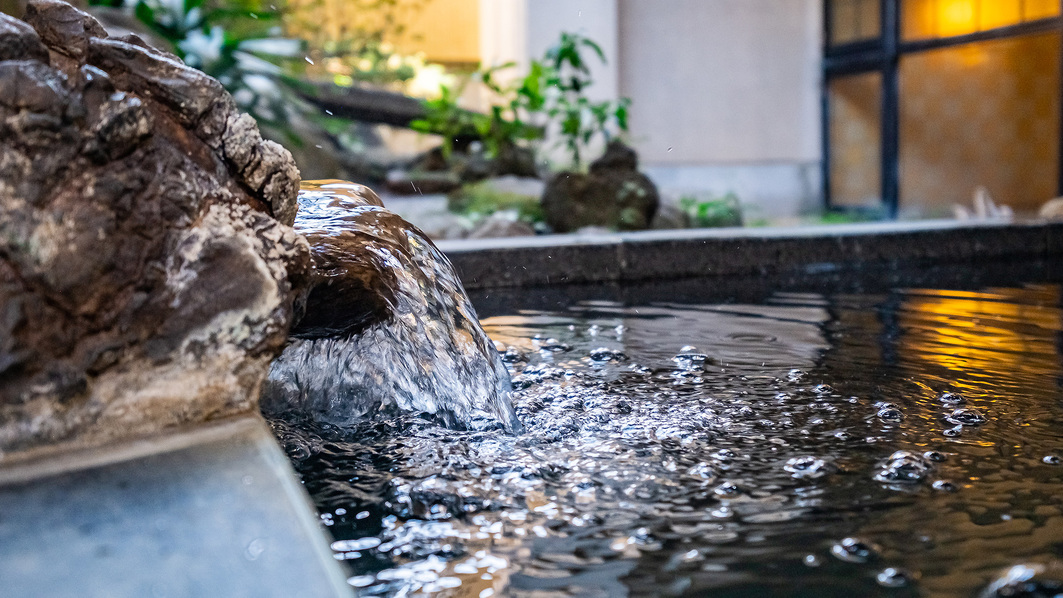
[270,270,1063,597]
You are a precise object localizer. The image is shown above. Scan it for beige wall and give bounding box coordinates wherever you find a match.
[616,0,822,165]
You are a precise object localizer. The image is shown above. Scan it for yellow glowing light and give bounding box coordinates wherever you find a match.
[938,0,977,37]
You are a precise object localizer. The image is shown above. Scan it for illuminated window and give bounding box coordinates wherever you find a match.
[903,0,1060,41]
[825,0,1063,217]
[830,0,882,45]
[829,73,884,208]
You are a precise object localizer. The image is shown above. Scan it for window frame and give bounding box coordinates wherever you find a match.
[822,0,1063,217]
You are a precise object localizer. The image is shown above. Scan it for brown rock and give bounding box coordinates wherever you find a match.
[0,2,310,457]
[541,140,659,232]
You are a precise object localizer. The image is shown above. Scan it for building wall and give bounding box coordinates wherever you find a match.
[616,0,824,218]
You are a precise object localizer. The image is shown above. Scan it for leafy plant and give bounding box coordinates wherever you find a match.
[541,32,629,169]
[680,193,743,228]
[411,62,542,160]
[447,181,544,225]
[413,31,630,170]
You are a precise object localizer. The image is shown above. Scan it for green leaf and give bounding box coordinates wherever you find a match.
[134,2,156,30]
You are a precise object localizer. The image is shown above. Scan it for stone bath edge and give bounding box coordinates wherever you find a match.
[439,219,1063,289]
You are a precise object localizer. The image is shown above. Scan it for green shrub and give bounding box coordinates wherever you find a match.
[447,182,544,224]
[679,193,743,228]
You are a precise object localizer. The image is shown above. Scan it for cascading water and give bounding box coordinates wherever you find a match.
[261,180,520,433]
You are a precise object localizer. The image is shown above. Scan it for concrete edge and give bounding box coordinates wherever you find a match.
[438,220,1063,290]
[0,414,262,485]
[0,413,353,597]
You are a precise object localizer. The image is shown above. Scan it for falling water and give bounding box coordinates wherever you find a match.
[261,180,520,432]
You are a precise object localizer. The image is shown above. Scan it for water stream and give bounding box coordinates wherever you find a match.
[262,181,519,432]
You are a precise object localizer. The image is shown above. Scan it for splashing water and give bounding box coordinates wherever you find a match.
[262,180,520,432]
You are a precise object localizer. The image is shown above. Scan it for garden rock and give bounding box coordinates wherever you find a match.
[468,210,536,239]
[651,196,692,230]
[0,1,310,456]
[541,140,659,232]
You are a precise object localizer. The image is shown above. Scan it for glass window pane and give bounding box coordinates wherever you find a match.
[903,0,938,40]
[899,33,1061,216]
[978,0,1022,30]
[857,0,882,39]
[1024,0,1061,20]
[937,0,977,37]
[829,72,883,208]
[831,0,881,46]
[905,0,1057,41]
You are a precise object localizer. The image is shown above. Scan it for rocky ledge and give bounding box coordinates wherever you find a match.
[0,0,310,456]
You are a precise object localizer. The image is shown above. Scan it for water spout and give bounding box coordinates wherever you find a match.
[262,181,521,433]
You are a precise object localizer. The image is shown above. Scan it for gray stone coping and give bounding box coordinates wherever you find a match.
[437,219,1063,290]
[0,415,351,597]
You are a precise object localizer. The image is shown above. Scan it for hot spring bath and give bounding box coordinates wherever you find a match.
[268,261,1063,597]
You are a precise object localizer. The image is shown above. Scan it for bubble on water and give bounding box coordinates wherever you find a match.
[332,537,382,552]
[874,450,934,484]
[783,456,837,479]
[803,554,821,567]
[932,480,958,492]
[673,347,707,371]
[589,347,627,362]
[538,338,570,353]
[1042,455,1062,465]
[713,482,741,497]
[686,462,718,481]
[787,369,806,383]
[347,575,375,588]
[587,324,601,335]
[943,427,962,437]
[945,408,987,426]
[501,347,527,364]
[978,562,1063,598]
[876,567,913,588]
[812,384,835,395]
[830,537,880,563]
[938,392,967,405]
[923,450,947,462]
[876,405,905,422]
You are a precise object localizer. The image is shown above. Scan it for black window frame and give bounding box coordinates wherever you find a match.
[822,0,1063,217]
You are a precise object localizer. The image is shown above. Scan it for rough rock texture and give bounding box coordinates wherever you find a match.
[541,140,659,233]
[0,1,310,456]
